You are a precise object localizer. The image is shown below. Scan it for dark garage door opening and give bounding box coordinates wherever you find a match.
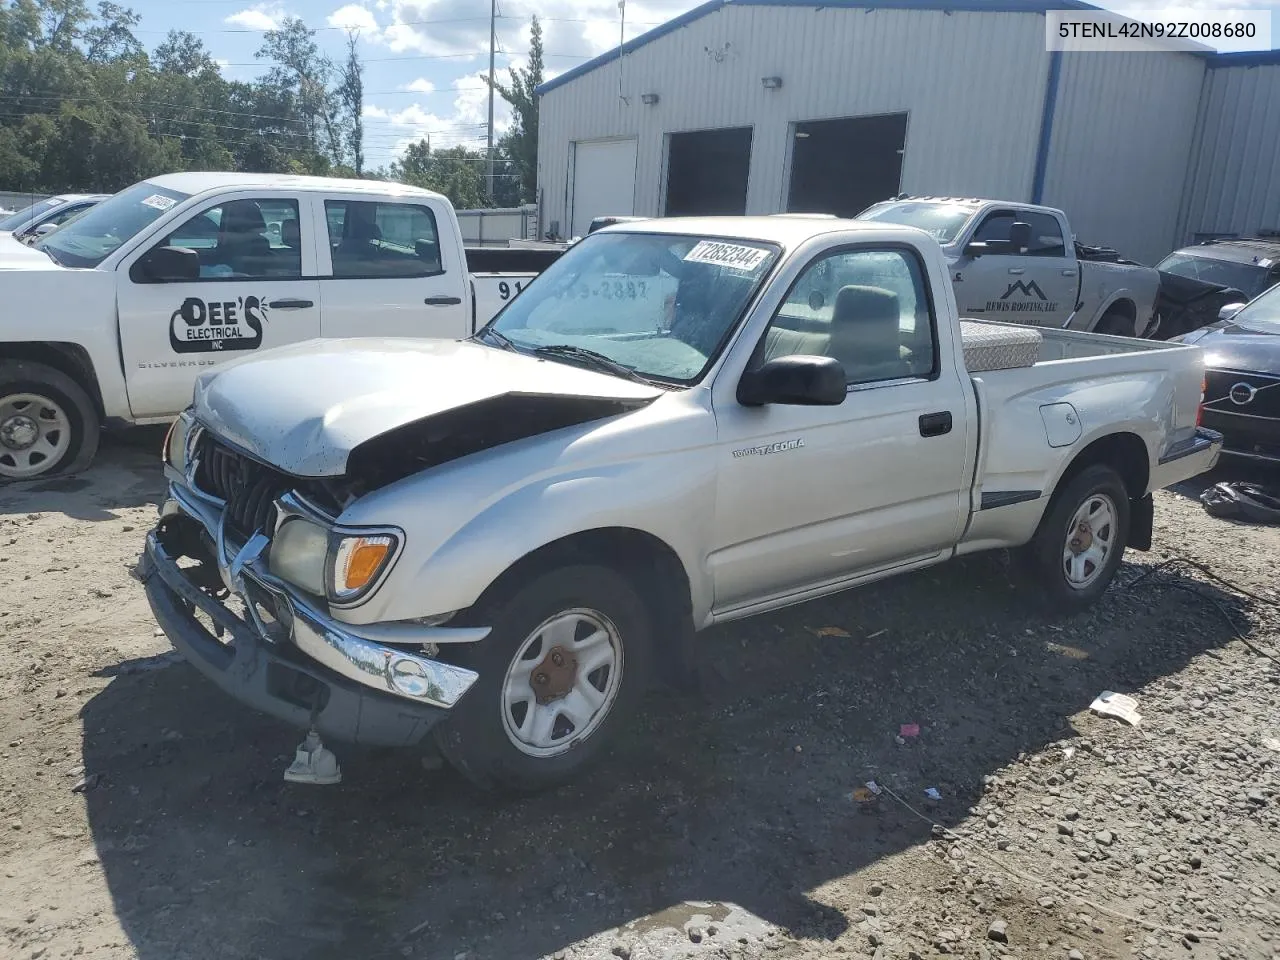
[664,127,753,217]
[786,113,908,218]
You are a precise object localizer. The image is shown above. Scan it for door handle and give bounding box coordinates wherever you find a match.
[425,296,463,306]
[267,299,314,309]
[919,411,953,437]
[1008,267,1025,275]
[1062,269,1077,277]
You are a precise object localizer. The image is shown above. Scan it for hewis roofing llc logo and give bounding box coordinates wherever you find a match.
[169,296,268,354]
[986,279,1059,314]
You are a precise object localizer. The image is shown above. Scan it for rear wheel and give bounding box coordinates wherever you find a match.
[433,564,653,793]
[1028,464,1130,611]
[1095,308,1134,337]
[0,361,100,483]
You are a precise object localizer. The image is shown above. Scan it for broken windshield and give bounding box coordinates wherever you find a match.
[481,231,781,384]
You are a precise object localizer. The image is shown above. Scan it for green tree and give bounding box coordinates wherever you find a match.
[487,14,541,204]
[337,30,362,175]
[389,137,491,209]
[256,16,339,163]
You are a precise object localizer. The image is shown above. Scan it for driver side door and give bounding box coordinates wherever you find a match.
[116,192,322,419]
[709,243,972,615]
[953,209,1076,327]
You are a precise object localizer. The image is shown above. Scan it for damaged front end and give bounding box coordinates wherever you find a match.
[1154,272,1249,341]
[140,411,486,750]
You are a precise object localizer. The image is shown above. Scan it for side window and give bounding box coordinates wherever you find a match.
[972,212,1016,243]
[154,198,301,280]
[759,247,936,385]
[325,200,443,278]
[45,204,88,228]
[1023,211,1066,257]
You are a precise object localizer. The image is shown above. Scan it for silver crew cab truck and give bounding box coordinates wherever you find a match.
[857,196,1162,338]
[141,215,1221,792]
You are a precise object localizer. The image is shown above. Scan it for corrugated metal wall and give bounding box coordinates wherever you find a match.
[1039,51,1205,265]
[537,6,1053,236]
[1176,63,1280,245]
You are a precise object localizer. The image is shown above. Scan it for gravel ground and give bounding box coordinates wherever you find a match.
[0,435,1277,960]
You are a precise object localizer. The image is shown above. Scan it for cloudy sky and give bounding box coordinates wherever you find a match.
[120,0,1278,170]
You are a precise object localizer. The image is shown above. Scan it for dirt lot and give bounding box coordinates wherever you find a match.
[0,435,1278,960]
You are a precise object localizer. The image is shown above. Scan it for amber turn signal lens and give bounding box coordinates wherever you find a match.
[330,534,397,600]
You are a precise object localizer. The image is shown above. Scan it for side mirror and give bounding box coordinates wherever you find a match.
[1008,221,1032,251]
[1218,301,1247,322]
[132,245,200,283]
[737,355,847,407]
[32,222,58,238]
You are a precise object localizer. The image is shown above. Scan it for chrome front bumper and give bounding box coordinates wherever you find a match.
[150,477,483,722]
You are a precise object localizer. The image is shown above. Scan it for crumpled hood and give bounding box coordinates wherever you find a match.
[193,337,665,476]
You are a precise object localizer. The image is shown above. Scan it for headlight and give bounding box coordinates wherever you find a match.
[327,533,399,604]
[164,412,193,473]
[267,519,329,596]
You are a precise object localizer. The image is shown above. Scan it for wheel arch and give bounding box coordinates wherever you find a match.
[466,526,697,689]
[1053,431,1150,502]
[0,342,106,420]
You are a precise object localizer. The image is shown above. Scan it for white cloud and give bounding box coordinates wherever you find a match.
[403,77,436,93]
[213,58,231,72]
[328,3,380,33]
[225,5,284,30]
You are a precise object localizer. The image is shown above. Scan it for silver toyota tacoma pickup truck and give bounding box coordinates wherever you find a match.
[140,215,1222,792]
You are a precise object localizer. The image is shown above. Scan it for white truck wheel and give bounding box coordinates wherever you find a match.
[432,564,654,793]
[0,360,100,483]
[1028,463,1131,611]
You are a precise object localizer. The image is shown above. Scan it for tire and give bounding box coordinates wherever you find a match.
[432,564,654,793]
[0,360,100,484]
[1027,463,1130,612]
[1094,308,1134,337]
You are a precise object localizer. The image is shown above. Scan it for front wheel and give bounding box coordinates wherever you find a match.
[1027,464,1130,611]
[0,360,100,484]
[433,564,653,793]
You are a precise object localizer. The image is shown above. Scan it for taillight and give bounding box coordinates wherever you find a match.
[1196,375,1206,426]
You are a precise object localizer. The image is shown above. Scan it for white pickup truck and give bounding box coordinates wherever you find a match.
[141,214,1221,792]
[857,197,1162,338]
[0,172,557,482]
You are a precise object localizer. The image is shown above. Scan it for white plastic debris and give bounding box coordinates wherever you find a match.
[1089,691,1142,726]
[283,729,342,785]
[924,787,942,801]
[865,780,883,795]
[1063,746,1077,760]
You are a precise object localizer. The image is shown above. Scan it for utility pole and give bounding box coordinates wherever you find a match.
[486,0,497,203]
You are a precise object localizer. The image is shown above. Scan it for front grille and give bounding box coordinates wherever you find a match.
[1203,369,1280,420]
[192,432,290,539]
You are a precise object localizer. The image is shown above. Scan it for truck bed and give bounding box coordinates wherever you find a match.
[959,317,1188,372]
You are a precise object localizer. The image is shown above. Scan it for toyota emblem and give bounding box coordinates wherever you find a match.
[1229,382,1258,405]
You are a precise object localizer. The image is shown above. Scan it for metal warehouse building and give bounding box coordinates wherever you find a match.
[534,0,1280,266]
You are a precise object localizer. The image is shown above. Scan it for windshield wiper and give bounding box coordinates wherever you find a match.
[475,326,518,352]
[531,344,653,384]
[39,244,62,266]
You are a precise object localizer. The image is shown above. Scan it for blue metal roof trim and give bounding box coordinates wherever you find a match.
[534,0,1100,96]
[536,0,728,96]
[534,0,1275,96]
[1206,50,1280,68]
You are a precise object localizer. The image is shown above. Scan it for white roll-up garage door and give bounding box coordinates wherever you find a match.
[570,138,637,237]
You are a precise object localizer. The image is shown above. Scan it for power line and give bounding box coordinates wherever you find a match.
[128,12,665,32]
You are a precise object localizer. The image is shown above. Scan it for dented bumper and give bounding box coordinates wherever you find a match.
[140,483,482,746]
